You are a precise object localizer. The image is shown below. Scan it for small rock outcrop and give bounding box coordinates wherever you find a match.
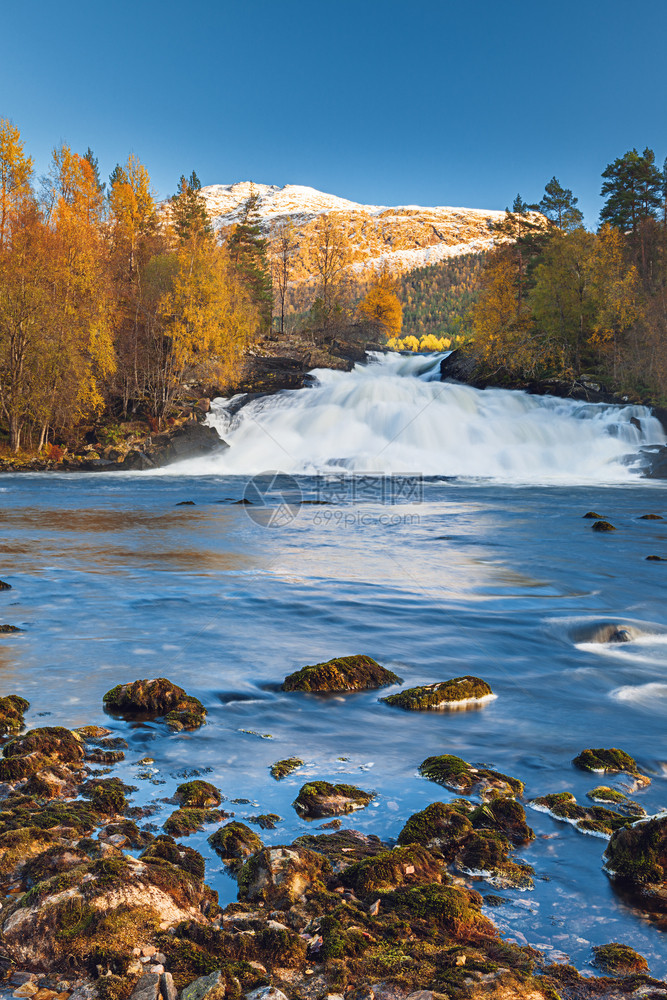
[382,676,493,711]
[103,678,206,731]
[419,754,524,800]
[237,845,332,907]
[282,654,402,693]
[293,781,375,817]
[208,821,263,863]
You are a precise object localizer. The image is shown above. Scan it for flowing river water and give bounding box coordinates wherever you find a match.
[1,352,667,974]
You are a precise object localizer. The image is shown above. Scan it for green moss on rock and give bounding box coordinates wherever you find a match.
[237,844,332,906]
[293,780,375,817]
[165,807,222,836]
[141,834,206,880]
[269,756,304,780]
[341,845,444,896]
[456,830,534,889]
[294,829,386,870]
[592,520,616,532]
[282,654,402,693]
[592,942,649,974]
[469,798,535,845]
[175,780,221,807]
[208,821,263,861]
[604,815,667,890]
[419,754,524,799]
[397,802,473,856]
[573,747,642,776]
[531,792,630,837]
[3,726,84,764]
[383,676,493,711]
[0,695,29,737]
[587,786,646,817]
[103,677,206,730]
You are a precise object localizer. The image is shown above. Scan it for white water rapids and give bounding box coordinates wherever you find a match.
[178,351,665,482]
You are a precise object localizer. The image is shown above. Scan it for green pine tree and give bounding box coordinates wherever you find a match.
[83,147,105,194]
[227,187,272,332]
[539,176,583,231]
[600,147,662,233]
[171,171,213,247]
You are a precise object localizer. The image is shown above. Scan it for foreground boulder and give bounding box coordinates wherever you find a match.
[592,942,649,974]
[237,844,332,907]
[0,726,85,782]
[103,678,206,731]
[530,791,631,838]
[293,780,375,817]
[282,654,402,692]
[572,747,649,786]
[382,676,494,711]
[0,847,213,970]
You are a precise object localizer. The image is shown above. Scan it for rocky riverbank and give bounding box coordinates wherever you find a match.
[0,653,663,1000]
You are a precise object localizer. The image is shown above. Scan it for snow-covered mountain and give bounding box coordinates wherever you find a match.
[199,182,506,280]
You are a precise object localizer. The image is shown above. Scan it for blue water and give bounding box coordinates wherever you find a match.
[1,469,667,974]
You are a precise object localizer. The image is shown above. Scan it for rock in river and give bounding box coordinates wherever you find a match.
[382,676,494,711]
[103,677,206,731]
[282,654,402,692]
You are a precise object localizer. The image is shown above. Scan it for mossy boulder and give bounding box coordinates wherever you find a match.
[573,748,647,785]
[382,676,493,711]
[591,942,649,974]
[175,780,221,808]
[0,726,85,782]
[208,821,262,862]
[587,786,646,818]
[397,802,473,856]
[604,815,667,897]
[469,797,534,845]
[0,695,29,737]
[341,844,444,896]
[164,808,222,837]
[419,754,524,800]
[294,828,386,872]
[583,512,604,519]
[103,677,206,731]
[530,792,630,837]
[269,757,304,780]
[140,835,207,881]
[455,830,534,889]
[292,780,375,818]
[237,844,332,907]
[382,882,496,942]
[1,848,210,970]
[282,654,401,693]
[592,520,616,532]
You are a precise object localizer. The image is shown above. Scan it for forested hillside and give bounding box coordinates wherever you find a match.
[400,254,484,338]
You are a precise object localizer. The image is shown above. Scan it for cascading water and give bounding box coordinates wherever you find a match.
[178,352,665,481]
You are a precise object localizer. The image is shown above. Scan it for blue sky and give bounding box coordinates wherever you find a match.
[2,0,666,225]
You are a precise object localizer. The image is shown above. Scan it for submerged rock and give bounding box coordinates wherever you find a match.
[419,754,524,800]
[583,512,604,519]
[293,781,375,818]
[282,654,402,693]
[269,757,304,780]
[103,678,206,731]
[640,513,664,520]
[592,520,616,532]
[208,821,262,863]
[0,695,29,737]
[529,791,630,838]
[382,676,494,711]
[592,942,649,974]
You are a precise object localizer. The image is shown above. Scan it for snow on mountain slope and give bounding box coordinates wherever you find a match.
[199,182,506,280]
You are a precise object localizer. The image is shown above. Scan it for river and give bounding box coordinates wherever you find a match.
[1,352,666,974]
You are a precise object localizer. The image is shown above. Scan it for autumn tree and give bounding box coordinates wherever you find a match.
[490,195,546,320]
[270,218,298,335]
[0,118,33,249]
[357,267,403,339]
[590,224,641,378]
[309,212,351,334]
[530,228,597,373]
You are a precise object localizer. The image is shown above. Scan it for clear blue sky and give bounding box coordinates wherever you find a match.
[2,0,666,226]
